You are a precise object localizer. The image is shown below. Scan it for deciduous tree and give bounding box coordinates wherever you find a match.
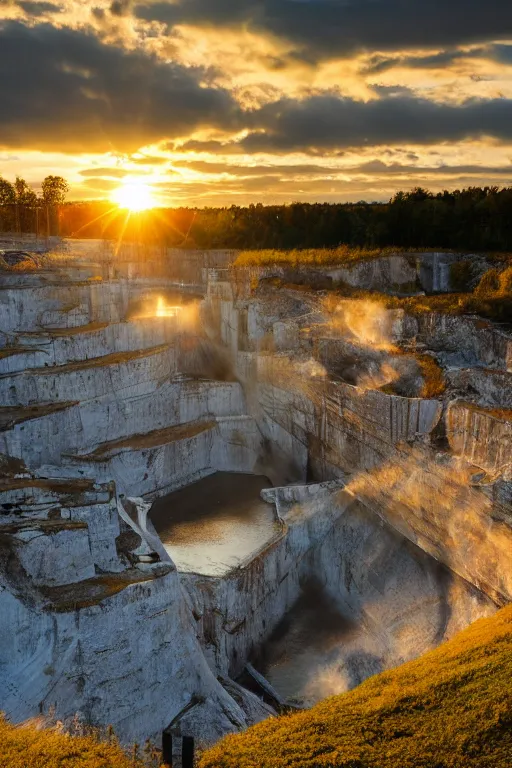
[42,175,69,206]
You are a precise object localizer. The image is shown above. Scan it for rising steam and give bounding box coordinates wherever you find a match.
[329,299,399,352]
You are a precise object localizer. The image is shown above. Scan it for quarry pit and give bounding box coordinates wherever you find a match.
[0,242,510,750]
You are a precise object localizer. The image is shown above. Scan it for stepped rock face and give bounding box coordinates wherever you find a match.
[238,251,481,294]
[0,246,510,745]
[0,254,269,745]
[201,271,512,606]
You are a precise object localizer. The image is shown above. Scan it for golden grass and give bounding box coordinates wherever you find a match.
[235,246,412,267]
[0,716,157,768]
[199,604,512,768]
[1,607,510,767]
[416,354,446,398]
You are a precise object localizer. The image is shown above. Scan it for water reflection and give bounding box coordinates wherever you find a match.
[258,579,382,706]
[150,472,278,576]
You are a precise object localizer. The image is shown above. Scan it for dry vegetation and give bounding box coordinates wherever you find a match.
[415,354,446,398]
[199,604,512,768]
[264,262,512,324]
[394,265,512,322]
[0,254,39,271]
[0,717,160,768]
[235,246,414,267]
[243,248,512,323]
[4,605,510,768]
[380,352,446,398]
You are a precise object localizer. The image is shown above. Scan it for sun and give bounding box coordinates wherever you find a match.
[112,181,155,211]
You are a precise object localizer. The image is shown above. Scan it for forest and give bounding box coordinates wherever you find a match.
[56,186,512,252]
[1,181,512,252]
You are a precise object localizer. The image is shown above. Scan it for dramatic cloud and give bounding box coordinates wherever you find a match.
[1,1,511,204]
[170,158,512,184]
[15,1,62,15]
[363,44,512,76]
[0,21,241,152]
[134,0,512,61]
[171,160,334,177]
[240,94,512,152]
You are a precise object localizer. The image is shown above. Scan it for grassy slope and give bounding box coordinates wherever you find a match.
[0,609,510,768]
[200,604,512,768]
[0,719,153,768]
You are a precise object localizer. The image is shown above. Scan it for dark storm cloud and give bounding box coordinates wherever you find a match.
[491,44,512,65]
[134,0,512,61]
[2,18,512,158]
[239,94,512,152]
[0,21,242,152]
[134,0,247,27]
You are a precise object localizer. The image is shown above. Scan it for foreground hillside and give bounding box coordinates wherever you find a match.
[0,581,510,768]
[200,604,512,768]
[0,719,153,768]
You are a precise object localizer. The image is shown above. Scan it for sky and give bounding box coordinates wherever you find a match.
[1,0,512,206]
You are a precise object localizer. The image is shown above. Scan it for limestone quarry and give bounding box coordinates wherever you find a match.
[0,242,510,755]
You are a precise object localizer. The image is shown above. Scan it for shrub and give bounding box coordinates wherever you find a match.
[498,266,512,294]
[474,267,501,296]
[416,354,446,398]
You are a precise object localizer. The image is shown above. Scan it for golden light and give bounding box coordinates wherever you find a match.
[155,296,181,317]
[112,180,155,211]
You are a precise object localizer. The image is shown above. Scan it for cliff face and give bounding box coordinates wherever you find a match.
[0,478,241,743]
[0,256,270,746]
[201,272,512,608]
[182,481,496,707]
[0,249,510,747]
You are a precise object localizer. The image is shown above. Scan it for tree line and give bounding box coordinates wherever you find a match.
[0,174,69,236]
[2,178,512,252]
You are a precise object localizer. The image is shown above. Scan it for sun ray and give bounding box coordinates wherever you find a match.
[69,204,120,238]
[112,208,132,258]
[144,205,189,243]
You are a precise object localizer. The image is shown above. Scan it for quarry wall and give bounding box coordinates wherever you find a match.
[202,273,512,608]
[0,251,510,747]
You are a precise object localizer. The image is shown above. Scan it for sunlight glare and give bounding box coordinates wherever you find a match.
[112,181,155,211]
[156,296,181,317]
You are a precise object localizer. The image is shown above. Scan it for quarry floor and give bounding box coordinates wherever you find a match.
[150,472,278,576]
